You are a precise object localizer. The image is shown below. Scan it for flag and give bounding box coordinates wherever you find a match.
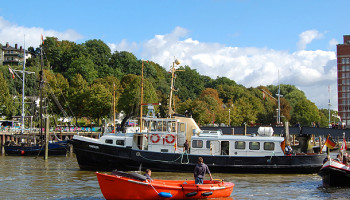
[41,34,44,45]
[8,67,15,79]
[325,136,336,149]
[280,140,285,153]
[341,134,347,152]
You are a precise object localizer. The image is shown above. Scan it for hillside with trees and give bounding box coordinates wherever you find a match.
[0,37,337,128]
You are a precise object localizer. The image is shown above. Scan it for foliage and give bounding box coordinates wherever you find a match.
[0,37,335,128]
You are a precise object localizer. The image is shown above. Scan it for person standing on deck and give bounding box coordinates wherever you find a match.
[184,140,189,153]
[194,157,212,184]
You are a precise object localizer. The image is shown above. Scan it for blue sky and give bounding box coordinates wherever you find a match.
[1,0,349,110]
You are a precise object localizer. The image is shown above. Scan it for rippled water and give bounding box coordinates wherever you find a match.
[0,154,349,200]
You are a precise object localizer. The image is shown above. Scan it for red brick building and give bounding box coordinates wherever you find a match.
[337,35,350,126]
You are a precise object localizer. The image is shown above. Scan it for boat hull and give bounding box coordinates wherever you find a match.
[5,141,68,156]
[96,172,234,200]
[70,138,325,174]
[318,160,350,187]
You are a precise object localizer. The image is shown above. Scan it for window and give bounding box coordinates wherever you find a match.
[249,142,260,150]
[235,141,245,149]
[192,140,203,148]
[116,140,124,146]
[105,139,113,144]
[206,141,210,149]
[264,142,275,151]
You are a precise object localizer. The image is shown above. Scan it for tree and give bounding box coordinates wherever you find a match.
[85,83,112,125]
[0,72,14,117]
[65,56,98,83]
[83,39,111,67]
[68,74,89,125]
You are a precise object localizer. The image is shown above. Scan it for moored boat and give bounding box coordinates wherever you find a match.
[96,170,234,200]
[5,140,68,156]
[69,116,325,173]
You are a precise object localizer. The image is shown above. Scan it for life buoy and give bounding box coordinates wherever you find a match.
[150,134,160,143]
[165,134,175,143]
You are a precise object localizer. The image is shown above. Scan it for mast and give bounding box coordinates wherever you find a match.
[328,85,331,125]
[21,37,26,134]
[168,58,181,117]
[276,70,283,125]
[140,60,144,132]
[113,83,116,133]
[40,36,44,144]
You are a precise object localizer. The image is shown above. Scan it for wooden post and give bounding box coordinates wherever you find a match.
[284,121,289,144]
[1,134,4,155]
[44,118,49,160]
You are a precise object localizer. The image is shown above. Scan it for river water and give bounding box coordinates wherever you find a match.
[0,154,349,200]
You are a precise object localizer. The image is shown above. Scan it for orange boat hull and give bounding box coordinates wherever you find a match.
[96,172,234,200]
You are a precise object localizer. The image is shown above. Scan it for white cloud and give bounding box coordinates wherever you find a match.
[110,27,337,109]
[297,30,324,50]
[328,38,338,50]
[0,16,83,48]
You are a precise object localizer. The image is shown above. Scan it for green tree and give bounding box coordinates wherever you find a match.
[0,72,14,117]
[68,74,89,125]
[85,83,112,125]
[65,56,98,83]
[83,39,111,67]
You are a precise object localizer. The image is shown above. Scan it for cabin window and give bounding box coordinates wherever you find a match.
[249,142,260,150]
[235,141,246,149]
[116,140,125,146]
[264,142,274,151]
[206,141,210,149]
[192,140,203,148]
[105,139,113,144]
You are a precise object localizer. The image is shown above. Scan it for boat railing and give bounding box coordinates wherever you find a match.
[199,129,223,137]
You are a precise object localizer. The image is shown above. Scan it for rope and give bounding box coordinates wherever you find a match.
[136,151,190,164]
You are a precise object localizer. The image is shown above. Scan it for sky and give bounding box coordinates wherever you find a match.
[0,0,348,110]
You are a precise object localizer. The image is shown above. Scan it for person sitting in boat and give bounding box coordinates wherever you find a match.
[334,154,342,162]
[144,169,152,181]
[194,157,213,184]
[285,142,293,156]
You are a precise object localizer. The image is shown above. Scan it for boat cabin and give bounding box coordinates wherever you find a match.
[190,130,285,156]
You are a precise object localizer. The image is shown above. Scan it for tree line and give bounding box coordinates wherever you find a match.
[0,37,336,128]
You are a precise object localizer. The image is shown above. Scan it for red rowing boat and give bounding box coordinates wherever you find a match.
[96,171,234,200]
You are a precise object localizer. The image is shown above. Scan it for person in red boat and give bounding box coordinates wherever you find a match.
[194,157,212,184]
[144,169,152,181]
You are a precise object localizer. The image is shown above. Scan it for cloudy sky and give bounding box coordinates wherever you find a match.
[1,0,348,109]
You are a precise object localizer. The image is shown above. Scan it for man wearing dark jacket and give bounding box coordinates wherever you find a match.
[194,157,213,184]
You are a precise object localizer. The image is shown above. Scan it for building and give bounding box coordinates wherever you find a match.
[1,42,31,66]
[337,35,350,127]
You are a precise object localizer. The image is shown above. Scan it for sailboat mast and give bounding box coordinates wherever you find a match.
[21,38,26,135]
[40,38,44,143]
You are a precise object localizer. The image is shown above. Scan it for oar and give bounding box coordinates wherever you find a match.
[148,180,172,198]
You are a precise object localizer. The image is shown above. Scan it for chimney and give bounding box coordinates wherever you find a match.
[6,42,9,48]
[20,46,22,51]
[15,44,18,49]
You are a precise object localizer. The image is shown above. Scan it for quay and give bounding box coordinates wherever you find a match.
[0,131,101,155]
[1,125,349,155]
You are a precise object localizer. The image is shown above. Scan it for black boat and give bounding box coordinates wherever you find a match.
[318,158,350,187]
[5,140,68,156]
[69,115,325,174]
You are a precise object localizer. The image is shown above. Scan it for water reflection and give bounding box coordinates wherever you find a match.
[0,155,349,199]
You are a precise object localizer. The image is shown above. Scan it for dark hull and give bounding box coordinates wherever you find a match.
[5,141,68,156]
[70,139,325,174]
[318,162,350,187]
